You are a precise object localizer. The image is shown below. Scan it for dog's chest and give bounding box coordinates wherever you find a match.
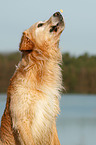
[30,95,59,144]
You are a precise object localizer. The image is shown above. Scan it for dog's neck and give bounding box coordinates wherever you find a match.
[19,49,62,89]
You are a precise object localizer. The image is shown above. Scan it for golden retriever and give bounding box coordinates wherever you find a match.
[0,12,65,145]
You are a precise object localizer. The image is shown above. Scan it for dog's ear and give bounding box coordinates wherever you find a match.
[19,32,34,51]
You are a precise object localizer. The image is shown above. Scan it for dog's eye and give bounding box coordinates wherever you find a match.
[37,23,44,28]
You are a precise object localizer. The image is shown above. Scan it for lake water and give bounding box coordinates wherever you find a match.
[0,94,96,145]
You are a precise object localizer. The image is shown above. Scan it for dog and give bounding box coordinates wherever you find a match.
[0,12,65,145]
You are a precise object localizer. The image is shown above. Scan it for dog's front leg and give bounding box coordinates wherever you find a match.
[15,119,35,145]
[51,123,61,145]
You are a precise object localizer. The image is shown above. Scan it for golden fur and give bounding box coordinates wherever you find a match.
[0,12,65,145]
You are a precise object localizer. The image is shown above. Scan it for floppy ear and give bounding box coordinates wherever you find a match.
[19,32,34,51]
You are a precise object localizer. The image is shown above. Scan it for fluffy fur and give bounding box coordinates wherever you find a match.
[0,12,65,145]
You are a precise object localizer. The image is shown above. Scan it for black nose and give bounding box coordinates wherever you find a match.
[53,12,63,21]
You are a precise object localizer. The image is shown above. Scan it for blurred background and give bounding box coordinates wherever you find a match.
[0,0,96,145]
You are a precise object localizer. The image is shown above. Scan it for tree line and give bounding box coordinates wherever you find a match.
[0,52,96,94]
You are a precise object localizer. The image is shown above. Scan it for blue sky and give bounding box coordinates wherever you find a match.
[0,0,96,56]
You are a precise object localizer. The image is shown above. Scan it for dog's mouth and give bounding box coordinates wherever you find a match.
[50,22,61,33]
[49,12,65,33]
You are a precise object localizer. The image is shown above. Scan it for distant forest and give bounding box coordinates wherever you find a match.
[0,52,96,94]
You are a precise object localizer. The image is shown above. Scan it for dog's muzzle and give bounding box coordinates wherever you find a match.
[53,12,64,23]
[50,12,64,33]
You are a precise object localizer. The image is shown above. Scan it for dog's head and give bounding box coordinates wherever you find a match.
[19,12,65,57]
